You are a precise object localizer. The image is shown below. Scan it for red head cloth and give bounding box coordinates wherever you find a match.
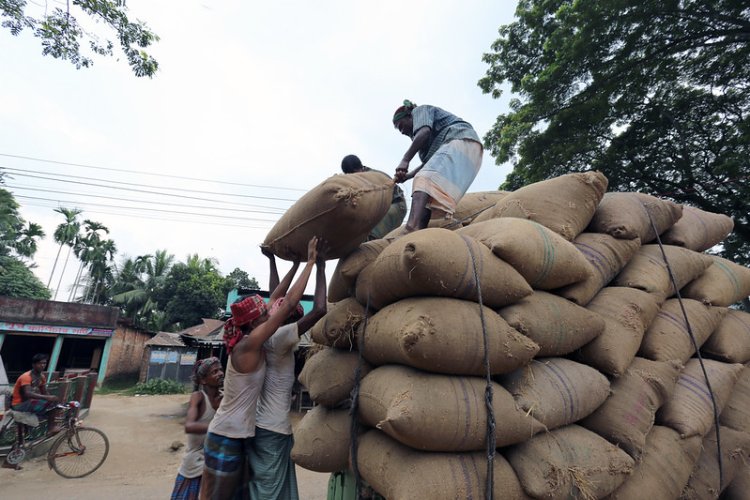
[224,295,268,353]
[270,297,304,321]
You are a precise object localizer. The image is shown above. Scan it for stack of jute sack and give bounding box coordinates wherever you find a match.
[272,170,750,499]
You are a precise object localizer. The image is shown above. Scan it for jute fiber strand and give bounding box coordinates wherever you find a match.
[458,218,592,290]
[263,170,392,260]
[356,430,531,500]
[362,297,540,376]
[720,364,750,432]
[606,426,702,500]
[661,205,735,252]
[724,462,750,500]
[702,309,750,363]
[328,238,390,302]
[297,347,371,407]
[557,233,641,306]
[498,358,610,431]
[498,291,605,357]
[453,190,510,225]
[681,425,750,499]
[309,297,366,350]
[290,405,354,473]
[357,364,544,451]
[682,254,750,307]
[506,424,633,500]
[577,286,663,377]
[354,228,532,310]
[472,171,608,241]
[613,244,713,298]
[587,191,683,242]
[579,357,682,460]
[657,358,744,438]
[638,299,728,363]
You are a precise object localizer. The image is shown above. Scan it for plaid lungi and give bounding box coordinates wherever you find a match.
[200,432,251,500]
[12,399,55,416]
[247,427,298,500]
[171,473,201,500]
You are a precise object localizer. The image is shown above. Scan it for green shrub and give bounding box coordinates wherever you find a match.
[130,378,186,395]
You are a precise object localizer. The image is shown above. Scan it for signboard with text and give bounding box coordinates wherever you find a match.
[0,322,114,337]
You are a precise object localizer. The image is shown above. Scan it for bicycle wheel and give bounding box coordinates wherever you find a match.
[48,427,109,478]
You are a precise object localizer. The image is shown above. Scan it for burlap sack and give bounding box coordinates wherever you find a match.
[639,299,728,363]
[557,233,641,306]
[724,462,750,500]
[661,205,734,252]
[328,239,390,302]
[506,424,633,500]
[681,426,750,499]
[472,171,608,241]
[383,216,463,240]
[682,255,750,307]
[362,297,539,376]
[607,426,702,500]
[298,347,371,407]
[587,191,683,242]
[358,364,543,451]
[356,430,531,500]
[354,228,532,310]
[458,218,592,289]
[580,357,682,459]
[702,310,750,363]
[577,287,663,376]
[613,244,713,298]
[498,358,610,431]
[720,364,750,432]
[453,190,510,225]
[291,405,354,473]
[498,291,605,356]
[263,171,392,260]
[657,358,744,438]
[309,297,366,350]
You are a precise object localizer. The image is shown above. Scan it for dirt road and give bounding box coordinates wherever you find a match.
[0,393,329,499]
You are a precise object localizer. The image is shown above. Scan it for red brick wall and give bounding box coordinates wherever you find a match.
[105,324,153,381]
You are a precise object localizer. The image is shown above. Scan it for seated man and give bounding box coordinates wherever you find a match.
[341,154,407,240]
[11,353,61,435]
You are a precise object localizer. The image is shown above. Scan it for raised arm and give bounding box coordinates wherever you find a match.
[269,257,300,303]
[296,255,327,334]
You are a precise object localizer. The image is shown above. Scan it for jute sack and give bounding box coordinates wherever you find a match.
[356,430,531,500]
[362,297,539,376]
[309,298,366,350]
[657,358,744,438]
[557,233,641,306]
[607,426,702,500]
[580,357,682,460]
[506,424,633,500]
[263,171,392,260]
[328,239,390,302]
[453,190,510,225]
[720,364,750,432]
[613,244,713,298]
[702,310,750,363]
[661,205,734,252]
[682,255,750,307]
[577,286,663,377]
[498,291,605,356]
[291,405,354,473]
[298,347,371,407]
[681,426,750,499]
[724,462,750,500]
[587,191,683,242]
[498,358,610,431]
[472,171,608,241]
[458,218,592,289]
[354,228,532,310]
[383,216,463,240]
[358,364,543,451]
[638,299,728,363]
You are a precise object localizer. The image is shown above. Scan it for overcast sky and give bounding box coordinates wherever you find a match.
[0,0,518,297]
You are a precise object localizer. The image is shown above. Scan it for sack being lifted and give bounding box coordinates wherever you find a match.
[263,171,393,260]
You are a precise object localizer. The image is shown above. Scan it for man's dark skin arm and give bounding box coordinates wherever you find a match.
[262,246,300,303]
[296,257,327,334]
[21,384,57,402]
[395,125,432,183]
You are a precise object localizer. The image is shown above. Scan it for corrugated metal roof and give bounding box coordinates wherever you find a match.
[178,318,225,338]
[146,332,186,347]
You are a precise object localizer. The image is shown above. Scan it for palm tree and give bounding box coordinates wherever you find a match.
[68,220,109,301]
[14,222,45,259]
[84,238,117,304]
[110,250,174,327]
[49,207,82,298]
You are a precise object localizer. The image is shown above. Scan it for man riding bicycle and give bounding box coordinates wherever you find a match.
[10,354,62,435]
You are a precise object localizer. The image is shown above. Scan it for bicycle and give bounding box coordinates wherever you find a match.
[0,400,110,478]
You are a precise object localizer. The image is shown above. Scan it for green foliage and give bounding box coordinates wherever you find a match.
[157,260,226,329]
[130,377,186,395]
[224,267,260,294]
[0,187,45,260]
[0,255,51,299]
[480,0,750,264]
[0,0,159,77]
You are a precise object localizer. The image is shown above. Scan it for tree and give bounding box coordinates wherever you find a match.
[49,207,82,294]
[69,219,109,301]
[479,0,750,263]
[155,258,226,330]
[110,249,174,328]
[0,0,159,77]
[0,256,51,299]
[224,267,260,293]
